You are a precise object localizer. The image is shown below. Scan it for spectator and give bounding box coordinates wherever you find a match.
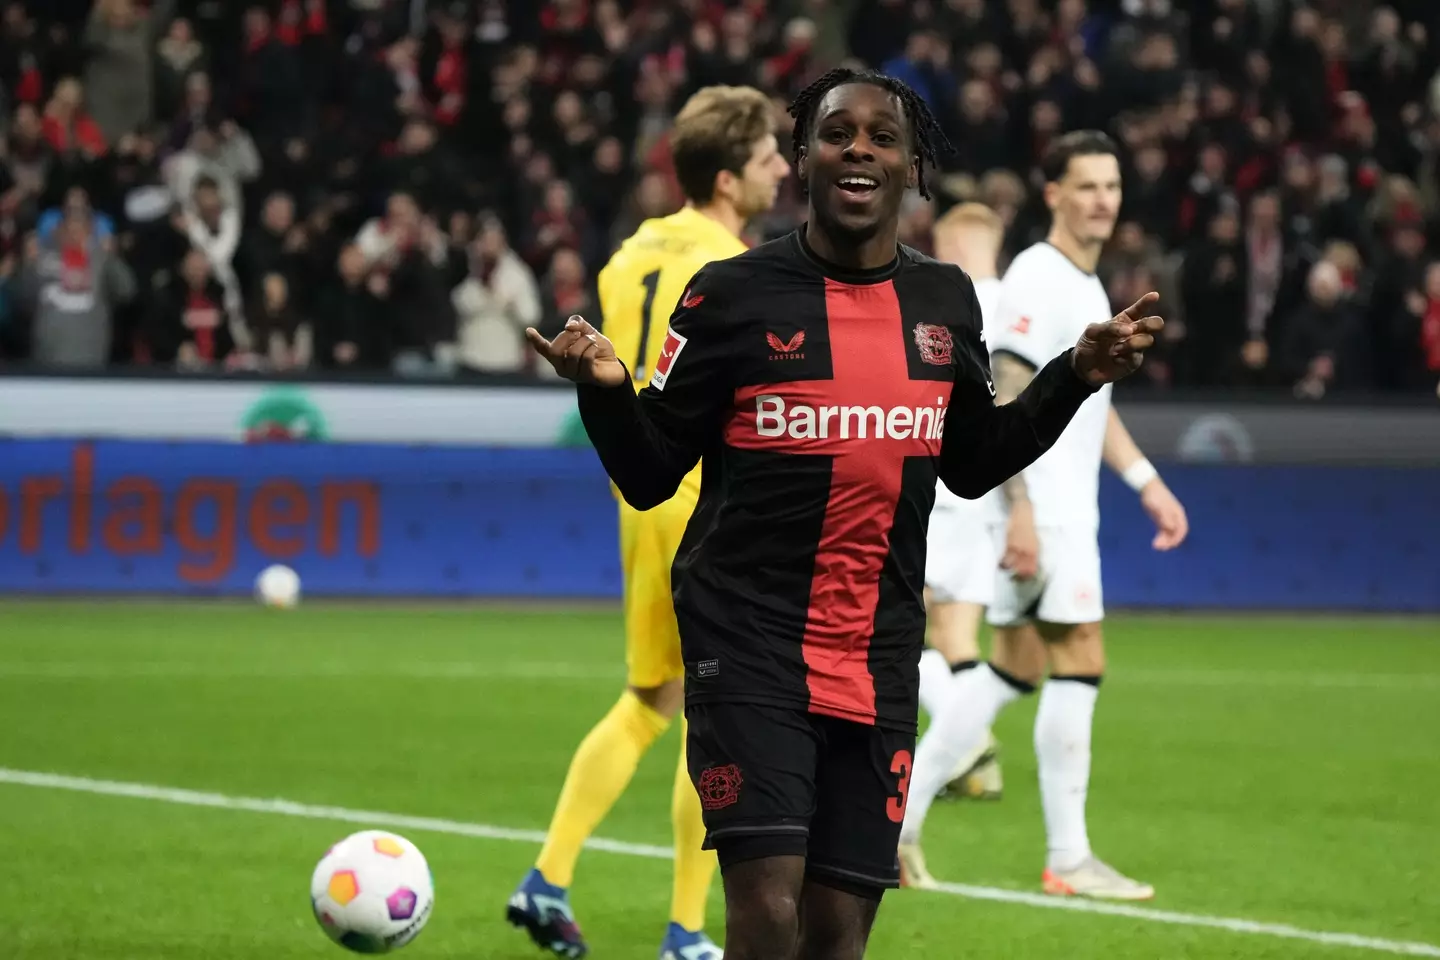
[147,246,238,370]
[1102,219,1183,388]
[234,5,309,148]
[1241,189,1287,382]
[164,123,261,221]
[83,0,174,144]
[949,79,1009,176]
[577,136,628,241]
[167,70,216,154]
[608,171,677,253]
[180,175,243,320]
[239,190,304,301]
[154,18,208,124]
[41,77,105,161]
[450,216,542,375]
[1370,208,1430,386]
[524,179,593,272]
[249,271,311,372]
[14,209,136,368]
[355,192,447,276]
[1178,200,1249,387]
[107,132,170,242]
[6,104,58,217]
[1393,260,1440,394]
[0,249,14,355]
[37,186,113,245]
[319,242,395,372]
[379,118,470,217]
[538,246,597,343]
[0,0,1436,396]
[353,192,453,376]
[1283,260,1369,399]
[881,31,954,118]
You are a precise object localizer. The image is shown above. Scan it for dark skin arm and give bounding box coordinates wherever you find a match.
[936,294,1165,500]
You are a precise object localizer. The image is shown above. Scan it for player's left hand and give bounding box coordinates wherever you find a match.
[1139,479,1189,551]
[1071,292,1164,386]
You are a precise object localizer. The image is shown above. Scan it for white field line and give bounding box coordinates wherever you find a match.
[1,661,1437,690]
[0,768,1436,957]
[0,661,621,680]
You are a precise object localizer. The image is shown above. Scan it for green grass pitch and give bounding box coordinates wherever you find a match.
[1,601,1437,959]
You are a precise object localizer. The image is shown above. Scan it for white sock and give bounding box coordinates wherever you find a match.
[900,663,1025,844]
[917,648,952,717]
[1034,678,1099,872]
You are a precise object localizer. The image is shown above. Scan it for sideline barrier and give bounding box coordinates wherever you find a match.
[0,440,1435,610]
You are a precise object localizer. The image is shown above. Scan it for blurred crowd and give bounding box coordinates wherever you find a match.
[1,0,1439,398]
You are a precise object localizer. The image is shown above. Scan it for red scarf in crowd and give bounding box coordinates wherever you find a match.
[1422,299,1440,372]
[276,0,327,45]
[433,38,468,126]
[184,289,223,361]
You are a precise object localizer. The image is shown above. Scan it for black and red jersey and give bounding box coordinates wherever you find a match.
[579,228,1098,732]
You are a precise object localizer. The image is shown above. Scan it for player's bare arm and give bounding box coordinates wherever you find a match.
[1102,405,1189,551]
[991,350,1041,579]
[991,352,1037,505]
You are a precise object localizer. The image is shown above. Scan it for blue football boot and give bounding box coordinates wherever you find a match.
[658,921,723,960]
[506,868,589,958]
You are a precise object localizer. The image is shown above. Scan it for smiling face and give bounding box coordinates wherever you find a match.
[802,82,917,243]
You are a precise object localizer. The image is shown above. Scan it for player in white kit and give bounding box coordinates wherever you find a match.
[919,203,1007,801]
[899,131,1189,900]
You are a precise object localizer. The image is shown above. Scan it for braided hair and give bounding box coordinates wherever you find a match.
[787,68,954,200]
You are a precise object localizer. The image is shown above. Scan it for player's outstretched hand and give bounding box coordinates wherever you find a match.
[526,315,628,387]
[1071,292,1164,386]
[1140,480,1189,551]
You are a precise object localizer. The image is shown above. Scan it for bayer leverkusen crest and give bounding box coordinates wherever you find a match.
[913,323,954,366]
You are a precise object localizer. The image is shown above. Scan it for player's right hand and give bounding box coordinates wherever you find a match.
[1000,503,1040,581]
[526,315,628,387]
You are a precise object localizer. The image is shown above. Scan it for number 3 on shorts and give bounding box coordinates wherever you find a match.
[886,749,912,823]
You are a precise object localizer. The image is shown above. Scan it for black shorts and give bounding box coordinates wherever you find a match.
[685,701,915,897]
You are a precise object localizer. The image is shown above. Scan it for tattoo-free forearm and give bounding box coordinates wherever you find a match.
[1102,406,1144,473]
[992,353,1037,506]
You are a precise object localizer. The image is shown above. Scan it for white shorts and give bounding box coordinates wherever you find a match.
[986,524,1103,627]
[924,506,999,606]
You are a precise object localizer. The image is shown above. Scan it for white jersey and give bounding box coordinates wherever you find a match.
[987,243,1112,530]
[934,276,1003,521]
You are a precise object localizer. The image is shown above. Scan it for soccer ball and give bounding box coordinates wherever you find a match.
[310,830,435,953]
[255,564,301,608]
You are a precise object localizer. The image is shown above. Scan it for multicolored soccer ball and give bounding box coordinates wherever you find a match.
[255,564,302,608]
[310,830,434,953]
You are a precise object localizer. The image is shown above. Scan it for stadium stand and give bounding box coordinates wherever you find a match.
[0,0,1438,398]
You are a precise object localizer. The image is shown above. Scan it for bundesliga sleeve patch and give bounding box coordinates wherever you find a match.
[649,327,688,391]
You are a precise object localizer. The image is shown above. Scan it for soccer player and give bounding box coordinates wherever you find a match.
[897,131,1190,901]
[507,85,790,960]
[528,71,1164,959]
[919,203,1007,801]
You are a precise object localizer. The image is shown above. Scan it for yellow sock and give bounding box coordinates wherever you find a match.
[535,691,670,888]
[669,719,718,932]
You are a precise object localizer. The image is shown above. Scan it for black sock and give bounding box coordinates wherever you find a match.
[1049,674,1103,689]
[988,662,1037,695]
